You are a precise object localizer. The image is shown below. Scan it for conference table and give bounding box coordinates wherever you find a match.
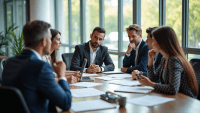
[62,73,200,113]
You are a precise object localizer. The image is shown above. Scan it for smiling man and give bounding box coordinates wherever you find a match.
[121,24,149,74]
[70,27,114,73]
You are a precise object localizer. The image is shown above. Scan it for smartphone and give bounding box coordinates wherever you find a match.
[136,74,141,79]
[100,92,120,103]
[79,58,87,78]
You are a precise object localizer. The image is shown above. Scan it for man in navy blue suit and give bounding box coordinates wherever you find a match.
[121,24,149,74]
[2,20,71,112]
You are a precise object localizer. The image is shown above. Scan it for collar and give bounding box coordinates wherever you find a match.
[24,47,42,60]
[134,39,142,51]
[89,42,99,52]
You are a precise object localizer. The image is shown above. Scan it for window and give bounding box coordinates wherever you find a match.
[72,0,81,45]
[141,0,159,41]
[104,0,118,50]
[123,0,133,52]
[166,0,182,46]
[188,54,200,62]
[86,0,99,42]
[188,0,200,48]
[63,0,69,44]
[110,54,118,70]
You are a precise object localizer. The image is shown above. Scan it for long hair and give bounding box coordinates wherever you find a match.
[50,29,61,64]
[152,26,198,96]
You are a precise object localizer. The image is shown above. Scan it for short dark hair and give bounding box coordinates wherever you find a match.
[23,20,51,47]
[92,27,106,36]
[146,27,157,38]
[126,24,142,35]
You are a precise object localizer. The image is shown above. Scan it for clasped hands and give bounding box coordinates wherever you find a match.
[132,70,155,87]
[86,64,101,73]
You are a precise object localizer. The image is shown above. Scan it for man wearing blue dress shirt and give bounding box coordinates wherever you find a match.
[2,20,71,112]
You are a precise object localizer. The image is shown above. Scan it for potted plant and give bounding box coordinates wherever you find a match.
[9,31,24,56]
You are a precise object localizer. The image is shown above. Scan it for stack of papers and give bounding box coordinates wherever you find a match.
[109,80,141,86]
[95,76,122,81]
[70,82,102,87]
[107,74,132,78]
[127,95,175,106]
[82,73,98,77]
[114,86,154,94]
[102,71,124,74]
[71,88,104,98]
[71,99,116,112]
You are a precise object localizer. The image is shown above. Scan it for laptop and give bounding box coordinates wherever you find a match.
[79,58,94,82]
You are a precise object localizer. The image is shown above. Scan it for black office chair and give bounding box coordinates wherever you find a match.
[0,66,2,84]
[0,86,30,113]
[62,53,74,70]
[190,59,200,100]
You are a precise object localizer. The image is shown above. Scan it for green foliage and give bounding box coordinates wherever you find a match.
[9,31,24,56]
[0,24,18,56]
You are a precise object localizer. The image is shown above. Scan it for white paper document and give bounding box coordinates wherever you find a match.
[102,71,124,74]
[70,82,102,87]
[109,80,141,86]
[114,86,154,94]
[107,74,132,78]
[127,95,175,106]
[95,76,122,81]
[82,73,98,77]
[71,88,104,98]
[71,99,116,112]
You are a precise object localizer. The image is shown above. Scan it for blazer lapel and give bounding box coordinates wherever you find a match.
[84,42,90,67]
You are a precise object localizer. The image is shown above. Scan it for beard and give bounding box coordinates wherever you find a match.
[91,42,100,48]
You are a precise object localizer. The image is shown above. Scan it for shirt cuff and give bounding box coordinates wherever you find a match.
[58,77,67,81]
[126,53,131,57]
[53,72,58,78]
[101,67,104,72]
[84,68,87,73]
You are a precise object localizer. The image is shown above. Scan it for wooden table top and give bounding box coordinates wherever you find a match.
[66,73,200,113]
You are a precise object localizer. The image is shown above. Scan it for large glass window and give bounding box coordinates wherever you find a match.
[104,0,118,50]
[188,54,200,62]
[110,54,118,70]
[188,0,200,48]
[72,0,80,45]
[166,0,182,46]
[86,0,99,42]
[63,0,69,44]
[123,0,133,52]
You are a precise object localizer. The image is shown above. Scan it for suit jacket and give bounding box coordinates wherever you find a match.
[147,56,195,98]
[2,50,71,113]
[123,40,149,73]
[70,41,115,71]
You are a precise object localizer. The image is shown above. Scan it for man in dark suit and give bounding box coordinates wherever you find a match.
[121,24,149,74]
[70,27,114,73]
[2,20,71,112]
[132,27,163,79]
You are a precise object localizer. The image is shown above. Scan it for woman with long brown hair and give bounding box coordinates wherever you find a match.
[42,29,81,83]
[134,26,198,98]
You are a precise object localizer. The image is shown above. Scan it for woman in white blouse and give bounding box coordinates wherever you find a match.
[42,29,81,83]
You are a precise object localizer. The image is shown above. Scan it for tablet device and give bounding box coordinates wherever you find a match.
[79,58,94,82]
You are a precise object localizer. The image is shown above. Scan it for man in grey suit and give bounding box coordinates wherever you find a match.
[70,27,114,73]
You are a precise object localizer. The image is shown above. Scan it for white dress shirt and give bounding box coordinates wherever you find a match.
[84,42,104,72]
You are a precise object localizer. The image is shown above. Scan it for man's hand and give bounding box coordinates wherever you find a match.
[73,71,81,77]
[86,64,101,73]
[121,67,127,73]
[127,43,136,54]
[148,49,157,67]
[53,61,66,78]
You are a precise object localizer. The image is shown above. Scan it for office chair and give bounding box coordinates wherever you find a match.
[0,86,30,113]
[190,59,200,100]
[0,66,2,84]
[62,53,74,70]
